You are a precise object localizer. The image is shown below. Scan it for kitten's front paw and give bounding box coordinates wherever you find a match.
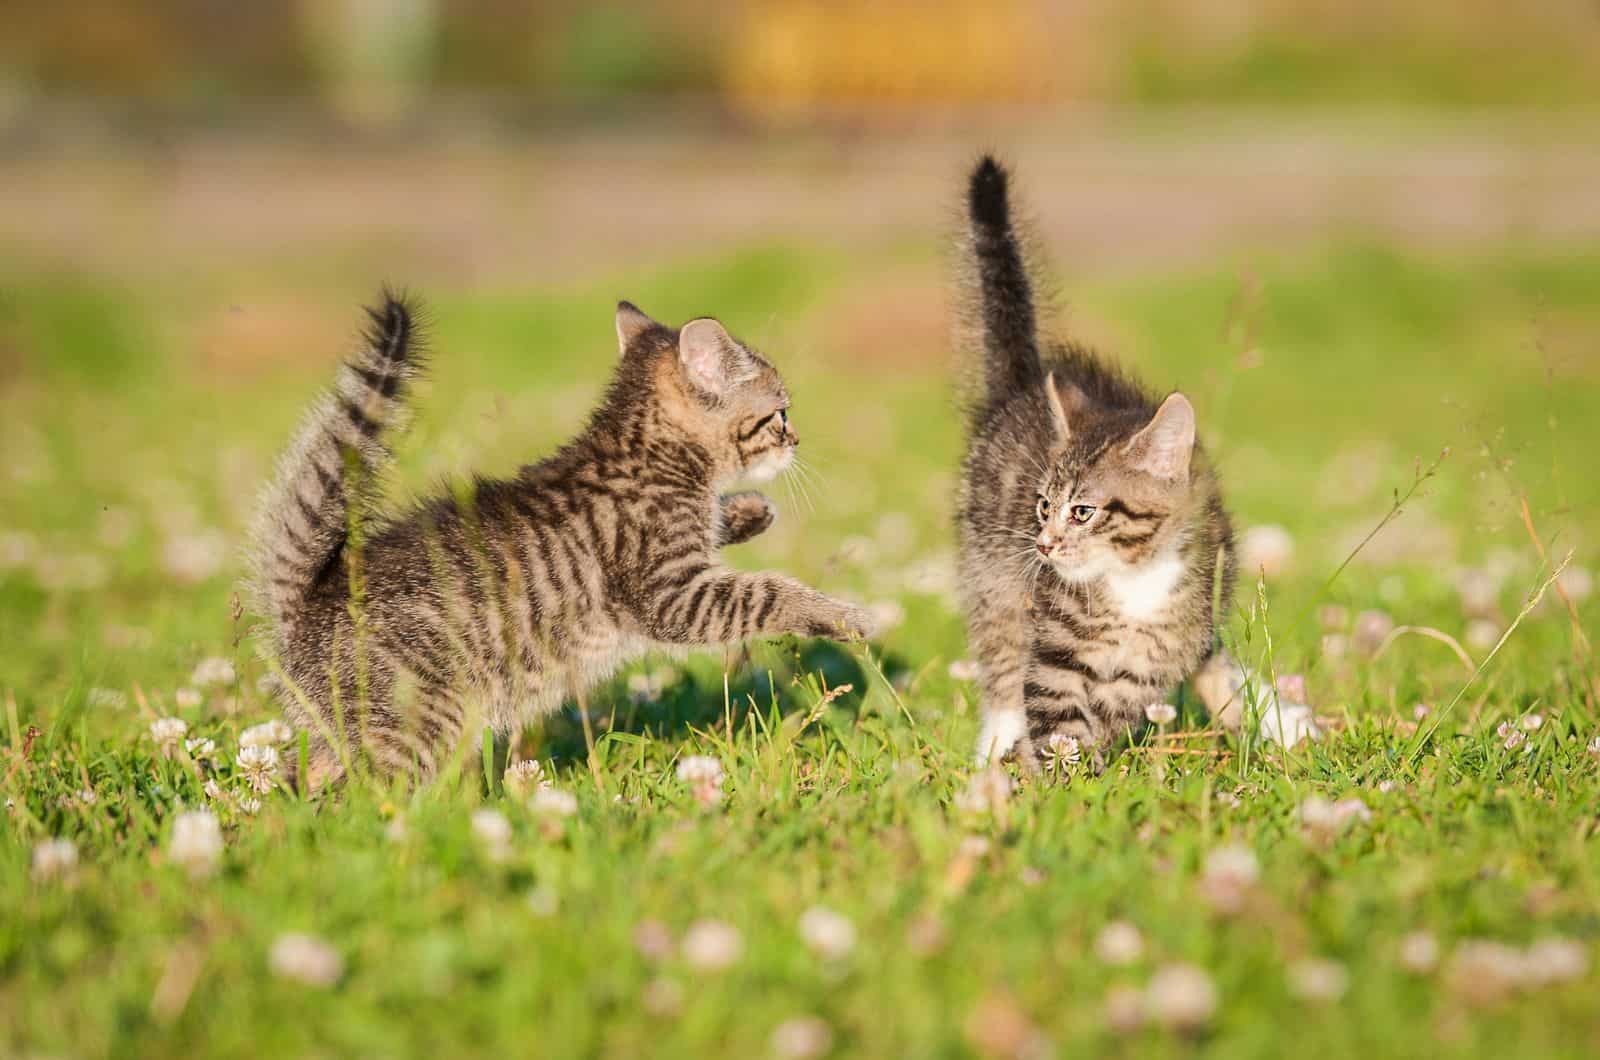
[719,491,776,546]
[808,599,876,642]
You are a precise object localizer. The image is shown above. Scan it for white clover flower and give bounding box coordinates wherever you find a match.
[771,1016,834,1060]
[675,755,725,786]
[169,810,223,878]
[190,656,237,688]
[1095,921,1144,966]
[240,719,294,748]
[1104,984,1144,1034]
[269,933,343,987]
[1587,734,1600,757]
[1287,958,1348,1002]
[1352,609,1395,655]
[1447,940,1531,1002]
[31,838,79,883]
[162,529,228,584]
[1144,963,1218,1031]
[1239,524,1294,576]
[471,808,513,858]
[503,759,552,796]
[1144,702,1177,726]
[947,659,981,682]
[203,778,225,801]
[1398,932,1439,973]
[1464,619,1500,652]
[150,717,189,757]
[174,687,203,710]
[1299,796,1371,841]
[1558,565,1593,602]
[676,755,726,808]
[1412,703,1431,721]
[681,919,743,971]
[1041,733,1081,777]
[238,795,261,815]
[953,767,1012,815]
[798,906,856,961]
[1520,713,1544,731]
[185,737,217,760]
[236,745,279,794]
[1523,937,1589,985]
[633,919,674,962]
[1496,721,1526,751]
[640,977,683,1017]
[1198,844,1259,915]
[531,788,578,819]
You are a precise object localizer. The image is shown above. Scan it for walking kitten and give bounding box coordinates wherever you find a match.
[957,157,1238,772]
[248,294,871,787]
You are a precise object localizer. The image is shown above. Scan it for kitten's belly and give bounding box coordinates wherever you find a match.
[488,627,665,730]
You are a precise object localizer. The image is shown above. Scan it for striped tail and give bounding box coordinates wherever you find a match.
[248,291,423,638]
[967,155,1042,400]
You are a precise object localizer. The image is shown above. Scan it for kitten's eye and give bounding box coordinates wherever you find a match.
[773,409,788,433]
[1036,497,1050,523]
[1070,505,1097,524]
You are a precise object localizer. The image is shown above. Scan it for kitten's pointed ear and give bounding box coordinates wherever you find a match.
[1045,371,1085,441]
[1124,393,1196,480]
[678,317,738,395]
[615,301,657,353]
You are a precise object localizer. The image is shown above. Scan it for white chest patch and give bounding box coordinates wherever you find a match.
[1103,553,1184,620]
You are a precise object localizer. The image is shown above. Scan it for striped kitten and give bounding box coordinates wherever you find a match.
[248,294,871,787]
[957,157,1237,772]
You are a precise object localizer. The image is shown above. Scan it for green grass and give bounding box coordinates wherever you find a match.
[2,239,1598,1058]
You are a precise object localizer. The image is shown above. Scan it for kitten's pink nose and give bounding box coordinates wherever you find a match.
[1037,539,1055,556]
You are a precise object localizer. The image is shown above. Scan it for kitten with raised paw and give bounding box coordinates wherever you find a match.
[956,156,1246,774]
[248,295,870,789]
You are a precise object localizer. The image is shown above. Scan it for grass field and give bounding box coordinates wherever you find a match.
[2,231,1598,1057]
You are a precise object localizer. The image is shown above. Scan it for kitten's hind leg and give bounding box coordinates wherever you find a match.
[715,492,776,547]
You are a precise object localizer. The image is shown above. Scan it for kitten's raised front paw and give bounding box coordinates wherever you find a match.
[808,599,876,642]
[718,491,776,546]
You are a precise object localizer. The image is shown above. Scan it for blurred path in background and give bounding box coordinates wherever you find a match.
[4,111,1598,291]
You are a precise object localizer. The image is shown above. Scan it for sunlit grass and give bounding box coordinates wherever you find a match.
[2,239,1597,1058]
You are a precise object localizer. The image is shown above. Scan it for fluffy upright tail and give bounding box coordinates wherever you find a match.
[248,291,423,639]
[966,155,1042,399]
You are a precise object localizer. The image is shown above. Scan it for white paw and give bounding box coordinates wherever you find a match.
[975,710,1026,765]
[1258,700,1321,746]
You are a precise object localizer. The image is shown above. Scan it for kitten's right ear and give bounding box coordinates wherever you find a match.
[615,301,658,353]
[1045,371,1086,441]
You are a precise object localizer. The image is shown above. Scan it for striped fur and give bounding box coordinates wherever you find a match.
[956,157,1237,772]
[248,295,869,788]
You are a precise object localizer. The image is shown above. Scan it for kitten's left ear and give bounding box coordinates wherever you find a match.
[1045,371,1087,441]
[678,318,746,396]
[1124,393,1195,481]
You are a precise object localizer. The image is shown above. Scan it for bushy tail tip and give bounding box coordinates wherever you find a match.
[361,288,422,366]
[968,155,1012,231]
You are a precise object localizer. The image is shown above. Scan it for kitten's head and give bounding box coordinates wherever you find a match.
[616,302,797,484]
[1033,374,1198,581]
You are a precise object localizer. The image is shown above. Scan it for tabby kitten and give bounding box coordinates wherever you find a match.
[957,157,1236,772]
[249,294,871,787]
